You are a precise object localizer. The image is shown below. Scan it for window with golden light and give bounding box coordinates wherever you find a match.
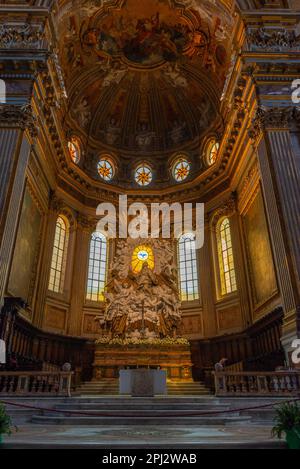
[86,232,108,302]
[131,245,155,274]
[48,216,69,293]
[217,218,237,295]
[173,157,190,182]
[178,233,199,302]
[68,137,81,164]
[207,139,220,166]
[98,157,114,181]
[134,164,153,186]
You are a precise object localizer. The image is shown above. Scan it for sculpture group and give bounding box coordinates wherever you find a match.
[97,239,181,340]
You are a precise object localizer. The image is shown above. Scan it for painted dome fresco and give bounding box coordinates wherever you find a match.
[57,0,235,183]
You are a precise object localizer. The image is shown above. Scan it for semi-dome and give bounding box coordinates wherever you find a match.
[57,0,234,186]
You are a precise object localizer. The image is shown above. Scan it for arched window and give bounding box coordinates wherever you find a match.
[86,232,108,302]
[178,233,199,302]
[206,139,219,166]
[49,216,69,293]
[68,136,81,164]
[217,218,237,295]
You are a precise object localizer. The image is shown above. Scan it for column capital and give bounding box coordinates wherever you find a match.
[249,107,300,143]
[0,104,38,137]
[49,193,64,214]
[77,214,96,233]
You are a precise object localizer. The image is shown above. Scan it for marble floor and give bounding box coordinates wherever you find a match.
[1,424,286,449]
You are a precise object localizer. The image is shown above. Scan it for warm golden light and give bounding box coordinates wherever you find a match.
[131,245,155,273]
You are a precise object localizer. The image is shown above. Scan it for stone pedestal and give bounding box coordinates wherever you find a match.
[93,339,193,381]
[119,369,167,396]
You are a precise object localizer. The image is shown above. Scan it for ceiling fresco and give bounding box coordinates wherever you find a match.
[58,0,235,160]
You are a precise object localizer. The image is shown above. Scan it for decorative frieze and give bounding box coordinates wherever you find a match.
[0,104,38,137]
[0,23,45,49]
[248,28,300,52]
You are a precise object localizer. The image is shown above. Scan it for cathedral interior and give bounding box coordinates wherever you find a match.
[0,0,300,450]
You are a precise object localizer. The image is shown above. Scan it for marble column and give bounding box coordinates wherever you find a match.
[252,107,300,360]
[0,105,37,307]
[67,216,93,337]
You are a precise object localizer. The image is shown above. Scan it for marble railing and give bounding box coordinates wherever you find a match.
[0,371,73,397]
[214,371,300,397]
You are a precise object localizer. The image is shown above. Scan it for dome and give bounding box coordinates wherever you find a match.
[57,0,234,186]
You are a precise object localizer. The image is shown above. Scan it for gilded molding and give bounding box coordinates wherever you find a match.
[49,193,64,213]
[0,104,38,137]
[238,162,260,215]
[209,195,237,231]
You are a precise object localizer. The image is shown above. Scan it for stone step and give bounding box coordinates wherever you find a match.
[31,414,251,426]
[77,380,210,396]
[54,403,231,411]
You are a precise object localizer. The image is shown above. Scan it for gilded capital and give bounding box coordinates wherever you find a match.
[0,104,38,137]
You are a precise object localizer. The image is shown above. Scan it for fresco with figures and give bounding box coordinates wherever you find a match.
[57,0,234,158]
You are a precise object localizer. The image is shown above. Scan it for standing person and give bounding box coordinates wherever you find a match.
[214,358,228,372]
[62,362,72,372]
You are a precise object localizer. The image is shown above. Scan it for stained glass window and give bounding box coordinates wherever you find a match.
[68,137,81,164]
[86,232,108,302]
[207,139,220,166]
[132,245,155,274]
[98,157,114,181]
[178,233,199,302]
[173,157,190,182]
[218,218,237,295]
[48,216,68,293]
[135,164,153,186]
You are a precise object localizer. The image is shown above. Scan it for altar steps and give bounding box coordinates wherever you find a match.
[76,380,210,396]
[25,396,278,426]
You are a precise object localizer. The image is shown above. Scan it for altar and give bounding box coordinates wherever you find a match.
[93,239,193,382]
[119,369,167,396]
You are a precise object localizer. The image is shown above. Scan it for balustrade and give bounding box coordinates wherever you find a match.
[214,371,300,397]
[0,371,73,397]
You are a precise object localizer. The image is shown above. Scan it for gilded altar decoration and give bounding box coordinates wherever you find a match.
[93,238,193,380]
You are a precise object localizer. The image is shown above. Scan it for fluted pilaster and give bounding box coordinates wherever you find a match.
[252,107,300,355]
[0,106,36,305]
